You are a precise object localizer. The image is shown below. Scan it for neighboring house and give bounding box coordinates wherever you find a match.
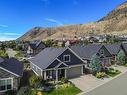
[0,57,23,93]
[71,44,112,67]
[105,44,122,61]
[27,40,46,56]
[29,47,86,81]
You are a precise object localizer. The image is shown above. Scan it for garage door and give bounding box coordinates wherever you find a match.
[67,66,82,79]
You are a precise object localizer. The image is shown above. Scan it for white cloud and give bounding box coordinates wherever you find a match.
[2,32,21,36]
[0,32,22,41]
[45,18,63,25]
[0,24,8,28]
[0,36,17,41]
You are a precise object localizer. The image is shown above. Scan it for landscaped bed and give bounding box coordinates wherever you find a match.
[107,68,121,77]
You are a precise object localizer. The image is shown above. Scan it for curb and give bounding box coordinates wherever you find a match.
[78,69,127,95]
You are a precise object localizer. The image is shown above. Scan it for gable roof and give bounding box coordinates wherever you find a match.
[29,47,67,69]
[71,44,103,59]
[121,43,127,54]
[0,57,24,77]
[29,40,45,50]
[105,44,121,55]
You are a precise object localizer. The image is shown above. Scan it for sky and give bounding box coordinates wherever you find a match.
[0,0,126,41]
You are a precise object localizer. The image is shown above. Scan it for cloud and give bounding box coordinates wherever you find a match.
[0,36,18,41]
[0,24,8,28]
[2,32,21,36]
[45,18,63,25]
[0,32,22,41]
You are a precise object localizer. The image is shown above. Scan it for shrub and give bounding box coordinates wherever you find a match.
[5,90,16,95]
[29,75,43,88]
[96,72,106,78]
[60,77,68,84]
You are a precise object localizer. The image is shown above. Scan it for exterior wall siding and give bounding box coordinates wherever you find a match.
[30,63,42,76]
[0,68,19,91]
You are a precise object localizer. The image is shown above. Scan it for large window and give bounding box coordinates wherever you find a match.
[0,78,12,92]
[63,55,70,62]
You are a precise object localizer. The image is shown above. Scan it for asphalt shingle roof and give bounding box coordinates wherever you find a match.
[0,57,24,77]
[29,40,45,50]
[29,47,66,69]
[105,44,121,55]
[71,44,103,59]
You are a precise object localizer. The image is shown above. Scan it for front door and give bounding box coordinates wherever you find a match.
[58,69,65,79]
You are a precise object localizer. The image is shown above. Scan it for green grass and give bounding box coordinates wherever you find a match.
[30,86,81,95]
[44,86,81,95]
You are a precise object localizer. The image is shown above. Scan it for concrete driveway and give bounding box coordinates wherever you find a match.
[69,74,104,92]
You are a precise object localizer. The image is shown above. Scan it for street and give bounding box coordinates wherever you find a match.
[85,72,127,95]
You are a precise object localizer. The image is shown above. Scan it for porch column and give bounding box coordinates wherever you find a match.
[81,65,84,75]
[65,69,67,78]
[44,71,47,80]
[55,69,58,82]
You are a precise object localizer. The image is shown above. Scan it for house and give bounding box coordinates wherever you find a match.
[105,44,122,61]
[27,40,46,56]
[71,44,112,67]
[0,57,23,93]
[29,47,86,81]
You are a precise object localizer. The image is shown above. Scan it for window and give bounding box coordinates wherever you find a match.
[100,49,104,55]
[0,78,12,92]
[63,55,70,62]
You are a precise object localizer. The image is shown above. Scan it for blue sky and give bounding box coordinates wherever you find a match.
[0,0,126,41]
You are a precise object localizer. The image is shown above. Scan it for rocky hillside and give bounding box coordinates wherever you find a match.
[18,1,127,41]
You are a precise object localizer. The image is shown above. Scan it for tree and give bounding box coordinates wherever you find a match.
[0,51,9,58]
[44,39,54,47]
[116,50,126,65]
[89,54,101,72]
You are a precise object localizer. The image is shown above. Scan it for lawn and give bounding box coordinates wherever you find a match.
[44,86,81,95]
[30,85,81,95]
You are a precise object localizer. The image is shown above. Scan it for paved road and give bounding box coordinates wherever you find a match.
[85,72,127,95]
[6,48,17,58]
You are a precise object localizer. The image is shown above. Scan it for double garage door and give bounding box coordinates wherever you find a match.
[67,66,82,79]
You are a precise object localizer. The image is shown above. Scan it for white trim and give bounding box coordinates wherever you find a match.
[44,48,68,69]
[30,61,43,71]
[0,67,19,77]
[63,55,70,62]
[0,78,13,93]
[31,68,39,76]
[69,64,84,68]
[68,47,87,64]
[56,58,68,68]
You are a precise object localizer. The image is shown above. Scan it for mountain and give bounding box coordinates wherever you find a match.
[18,1,127,41]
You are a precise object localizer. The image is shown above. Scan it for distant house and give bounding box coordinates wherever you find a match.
[29,47,86,81]
[104,43,127,62]
[71,44,112,67]
[0,57,23,93]
[27,40,46,56]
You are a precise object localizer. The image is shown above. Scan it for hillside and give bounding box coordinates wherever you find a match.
[18,1,127,41]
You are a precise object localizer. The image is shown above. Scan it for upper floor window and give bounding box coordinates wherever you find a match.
[63,55,70,62]
[100,49,104,55]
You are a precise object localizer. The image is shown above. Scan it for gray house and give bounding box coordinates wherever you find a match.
[0,57,23,93]
[71,44,112,67]
[29,47,86,81]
